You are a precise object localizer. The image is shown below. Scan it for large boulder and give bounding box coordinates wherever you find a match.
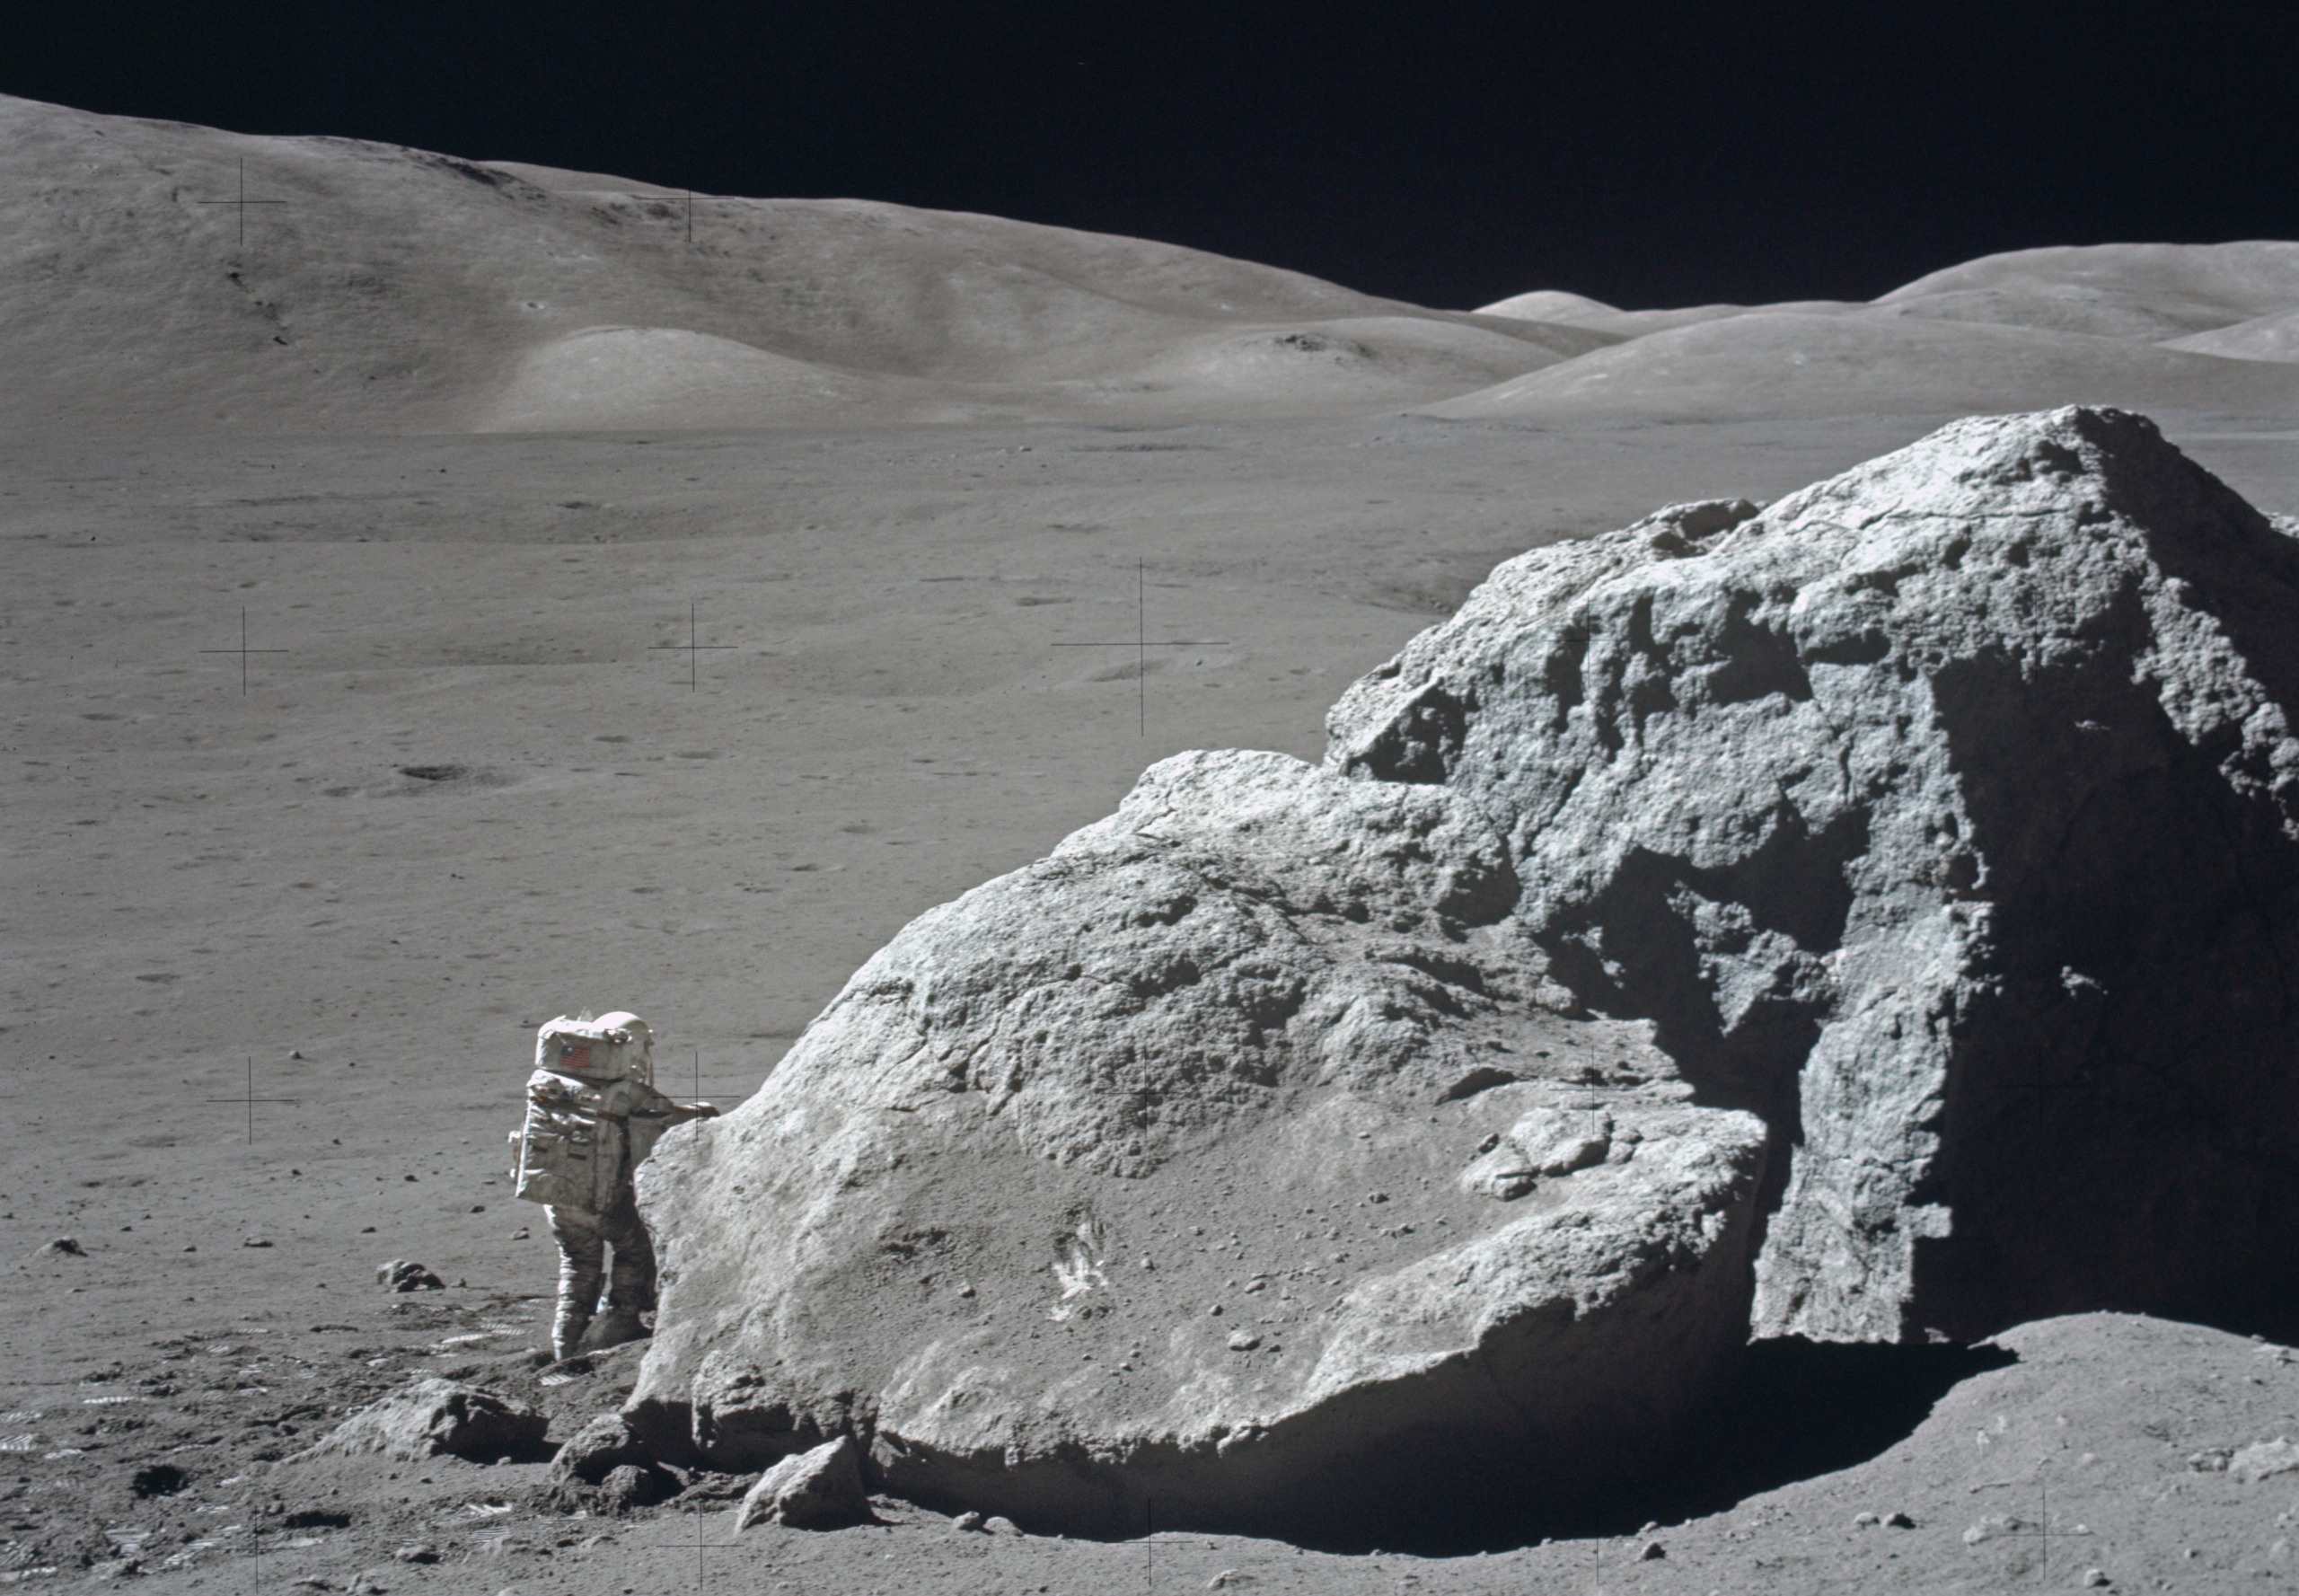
[630,747,1768,1539]
[630,405,2299,1537]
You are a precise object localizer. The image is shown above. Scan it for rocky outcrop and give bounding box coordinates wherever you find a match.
[304,1379,546,1462]
[1326,405,2299,1343]
[631,405,2299,1537]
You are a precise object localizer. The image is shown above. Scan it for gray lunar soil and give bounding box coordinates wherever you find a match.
[7,91,2299,1595]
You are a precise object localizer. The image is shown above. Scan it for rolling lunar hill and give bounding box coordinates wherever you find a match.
[10,90,2299,440]
[1459,241,2299,419]
[0,93,1599,436]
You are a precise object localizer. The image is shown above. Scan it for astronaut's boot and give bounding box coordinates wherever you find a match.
[551,1302,594,1363]
[579,1306,647,1353]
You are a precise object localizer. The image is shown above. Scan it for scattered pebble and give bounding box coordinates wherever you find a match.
[375,1260,445,1292]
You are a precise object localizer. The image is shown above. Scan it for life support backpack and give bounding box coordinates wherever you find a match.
[512,1068,631,1212]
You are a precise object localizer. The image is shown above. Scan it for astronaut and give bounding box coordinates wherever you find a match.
[509,1010,715,1361]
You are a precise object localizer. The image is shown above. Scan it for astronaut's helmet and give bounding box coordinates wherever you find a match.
[535,1010,655,1084]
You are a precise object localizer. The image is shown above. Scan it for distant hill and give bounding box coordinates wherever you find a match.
[0,94,1599,436]
[7,93,2295,436]
[1459,242,2299,419]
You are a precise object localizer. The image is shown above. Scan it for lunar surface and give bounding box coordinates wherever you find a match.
[6,90,2299,1593]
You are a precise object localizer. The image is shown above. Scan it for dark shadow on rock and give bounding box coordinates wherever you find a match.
[1275,1336,2016,1556]
[1534,803,1865,1133]
[1914,635,2299,1344]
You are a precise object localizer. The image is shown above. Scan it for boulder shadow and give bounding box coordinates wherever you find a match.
[1282,1336,2015,1556]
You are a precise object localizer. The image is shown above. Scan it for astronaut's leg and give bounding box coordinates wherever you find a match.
[547,1204,605,1362]
[582,1195,656,1352]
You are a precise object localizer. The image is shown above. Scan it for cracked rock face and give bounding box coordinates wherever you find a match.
[632,405,2299,1537]
[1327,404,2299,1344]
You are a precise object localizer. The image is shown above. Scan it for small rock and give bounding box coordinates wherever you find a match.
[35,1238,83,1258]
[2189,1448,2233,1472]
[2232,1438,2299,1483]
[551,1413,651,1486]
[1637,1539,1665,1560]
[1226,1332,1261,1352]
[303,1378,545,1462]
[595,1464,671,1513]
[281,1509,353,1530]
[1205,1573,1255,1590]
[956,1282,974,1298]
[1207,1304,1223,1317]
[735,1435,872,1530]
[509,1227,530,1240]
[982,1515,1021,1536]
[2080,1571,2110,1589]
[951,1511,984,1532]
[1885,1511,1916,1528]
[349,1574,389,1595]
[243,1238,274,1248]
[375,1260,445,1292]
[390,1547,437,1565]
[1853,1512,1880,1527]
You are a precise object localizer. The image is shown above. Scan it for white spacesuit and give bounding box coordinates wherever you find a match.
[510,1010,714,1361]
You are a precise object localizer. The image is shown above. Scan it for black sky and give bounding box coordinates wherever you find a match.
[5,1,2295,312]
